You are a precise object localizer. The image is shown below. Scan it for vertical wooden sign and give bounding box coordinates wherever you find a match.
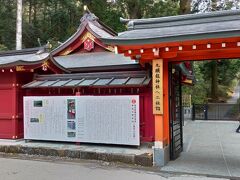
[152,59,163,114]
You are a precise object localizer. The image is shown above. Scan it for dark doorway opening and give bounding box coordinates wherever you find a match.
[169,63,183,160]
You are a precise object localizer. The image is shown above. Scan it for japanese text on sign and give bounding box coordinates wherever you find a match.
[152,59,163,114]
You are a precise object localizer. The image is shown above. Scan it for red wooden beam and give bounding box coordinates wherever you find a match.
[167,48,240,62]
[126,46,240,62]
[117,36,240,53]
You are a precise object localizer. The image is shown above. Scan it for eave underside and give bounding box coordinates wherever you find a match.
[114,37,240,62]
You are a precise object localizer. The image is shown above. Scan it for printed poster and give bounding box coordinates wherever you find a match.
[24,96,140,146]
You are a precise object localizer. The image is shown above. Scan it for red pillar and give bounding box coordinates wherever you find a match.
[163,60,169,145]
[153,59,170,166]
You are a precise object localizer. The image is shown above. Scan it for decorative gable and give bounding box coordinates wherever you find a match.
[52,9,116,57]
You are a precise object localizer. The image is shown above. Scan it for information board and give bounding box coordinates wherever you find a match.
[24,96,139,146]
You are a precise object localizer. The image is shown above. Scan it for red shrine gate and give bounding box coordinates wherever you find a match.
[102,10,240,165]
[1,7,240,167]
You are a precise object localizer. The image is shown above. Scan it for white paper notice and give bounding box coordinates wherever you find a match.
[24,96,140,146]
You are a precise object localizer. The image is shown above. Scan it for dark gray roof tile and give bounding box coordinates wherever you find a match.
[0,50,49,67]
[54,52,138,69]
[102,10,240,45]
[22,71,151,88]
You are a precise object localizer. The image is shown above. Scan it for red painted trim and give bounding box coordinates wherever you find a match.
[117,37,240,52]
[118,37,240,62]
[125,46,240,62]
[55,29,113,56]
[167,48,240,62]
[163,61,169,144]
[47,61,64,74]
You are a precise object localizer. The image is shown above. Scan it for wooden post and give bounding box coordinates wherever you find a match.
[163,60,169,145]
[152,59,164,145]
[152,59,163,115]
[152,59,170,166]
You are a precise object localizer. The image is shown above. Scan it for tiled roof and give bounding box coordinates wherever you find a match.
[102,10,240,45]
[23,71,151,88]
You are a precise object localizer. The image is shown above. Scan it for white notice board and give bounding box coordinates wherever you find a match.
[24,96,139,146]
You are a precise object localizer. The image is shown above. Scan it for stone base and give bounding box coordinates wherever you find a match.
[153,145,170,167]
[0,141,153,167]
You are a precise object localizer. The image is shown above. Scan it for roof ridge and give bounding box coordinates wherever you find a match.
[80,9,99,23]
[36,70,148,78]
[80,7,116,35]
[0,47,43,57]
[123,9,240,30]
